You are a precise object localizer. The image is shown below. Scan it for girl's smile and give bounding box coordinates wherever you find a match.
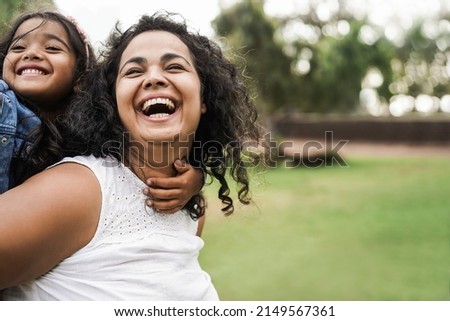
[2,18,77,112]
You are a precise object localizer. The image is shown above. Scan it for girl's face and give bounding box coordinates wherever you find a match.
[115,30,206,153]
[2,18,77,113]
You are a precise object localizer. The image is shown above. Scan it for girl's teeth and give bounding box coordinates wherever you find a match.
[21,69,44,75]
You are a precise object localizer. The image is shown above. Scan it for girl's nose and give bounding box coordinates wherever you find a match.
[22,47,43,61]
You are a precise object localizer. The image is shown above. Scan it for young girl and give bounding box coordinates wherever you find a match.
[0,11,203,213]
[0,12,262,300]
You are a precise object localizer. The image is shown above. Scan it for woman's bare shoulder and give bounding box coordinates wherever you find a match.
[0,161,102,288]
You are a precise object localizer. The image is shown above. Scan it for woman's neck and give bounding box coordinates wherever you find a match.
[126,145,179,183]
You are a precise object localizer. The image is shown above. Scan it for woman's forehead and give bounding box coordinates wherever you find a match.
[122,30,191,59]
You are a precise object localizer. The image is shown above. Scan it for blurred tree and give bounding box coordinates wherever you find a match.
[213,0,302,113]
[305,20,395,112]
[392,16,450,98]
[213,0,450,115]
[213,0,396,113]
[0,0,54,36]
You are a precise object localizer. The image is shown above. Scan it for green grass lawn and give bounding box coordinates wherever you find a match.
[199,156,450,300]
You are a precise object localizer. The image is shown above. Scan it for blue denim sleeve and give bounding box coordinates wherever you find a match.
[0,80,41,194]
[0,83,17,194]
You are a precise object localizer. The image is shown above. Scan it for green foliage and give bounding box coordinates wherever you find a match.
[200,156,450,300]
[393,22,450,97]
[308,21,395,112]
[0,0,20,35]
[212,0,450,115]
[0,0,55,36]
[213,0,301,112]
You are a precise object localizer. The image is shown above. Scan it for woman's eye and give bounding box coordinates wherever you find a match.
[167,64,186,71]
[124,68,142,76]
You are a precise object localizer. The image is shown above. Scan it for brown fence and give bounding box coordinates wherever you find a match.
[271,114,450,145]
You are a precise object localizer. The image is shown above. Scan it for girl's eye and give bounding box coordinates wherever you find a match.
[46,45,62,52]
[9,44,25,52]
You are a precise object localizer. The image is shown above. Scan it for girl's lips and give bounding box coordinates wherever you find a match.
[20,69,46,75]
[17,65,48,75]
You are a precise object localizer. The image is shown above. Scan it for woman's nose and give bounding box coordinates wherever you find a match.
[142,69,167,88]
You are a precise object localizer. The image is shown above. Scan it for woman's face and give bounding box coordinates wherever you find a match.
[2,18,77,111]
[115,30,206,154]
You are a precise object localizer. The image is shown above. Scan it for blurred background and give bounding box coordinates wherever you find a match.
[1,0,449,300]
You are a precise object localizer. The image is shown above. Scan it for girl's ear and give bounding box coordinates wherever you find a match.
[201,103,207,114]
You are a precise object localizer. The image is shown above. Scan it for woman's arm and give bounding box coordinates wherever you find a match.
[0,163,101,289]
[196,215,206,237]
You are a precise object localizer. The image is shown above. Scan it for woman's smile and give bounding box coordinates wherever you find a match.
[140,96,177,118]
[115,30,206,145]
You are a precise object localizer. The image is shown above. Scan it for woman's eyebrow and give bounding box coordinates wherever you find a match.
[161,52,192,66]
[119,56,147,73]
[118,53,192,73]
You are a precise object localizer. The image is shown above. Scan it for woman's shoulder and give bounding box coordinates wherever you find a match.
[51,155,126,195]
[0,155,102,289]
[50,155,119,172]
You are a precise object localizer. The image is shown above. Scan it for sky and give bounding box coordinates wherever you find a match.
[54,0,447,48]
[53,0,223,48]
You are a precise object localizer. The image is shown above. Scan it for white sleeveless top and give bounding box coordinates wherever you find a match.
[4,155,219,301]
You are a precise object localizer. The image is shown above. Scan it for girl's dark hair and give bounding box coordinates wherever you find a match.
[0,11,96,186]
[64,11,263,218]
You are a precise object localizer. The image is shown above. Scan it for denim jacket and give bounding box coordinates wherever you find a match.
[0,79,41,194]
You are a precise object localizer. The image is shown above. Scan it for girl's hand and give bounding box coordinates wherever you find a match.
[143,159,204,214]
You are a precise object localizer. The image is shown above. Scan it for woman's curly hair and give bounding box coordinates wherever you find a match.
[64,11,263,218]
[0,11,96,186]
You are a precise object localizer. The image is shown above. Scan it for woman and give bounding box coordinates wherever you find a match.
[0,11,202,213]
[0,12,262,300]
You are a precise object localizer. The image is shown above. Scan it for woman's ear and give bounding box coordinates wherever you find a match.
[201,103,207,114]
[73,79,81,93]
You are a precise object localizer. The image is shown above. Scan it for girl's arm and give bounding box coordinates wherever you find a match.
[0,163,101,289]
[143,159,204,214]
